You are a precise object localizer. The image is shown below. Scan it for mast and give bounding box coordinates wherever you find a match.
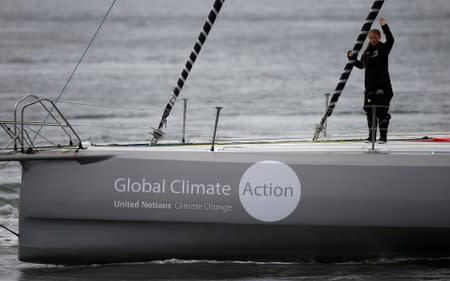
[151,0,225,145]
[312,0,385,141]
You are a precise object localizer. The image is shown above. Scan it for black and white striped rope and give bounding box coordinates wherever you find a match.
[151,0,225,144]
[313,0,385,141]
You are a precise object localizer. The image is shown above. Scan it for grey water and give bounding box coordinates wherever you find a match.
[0,0,449,280]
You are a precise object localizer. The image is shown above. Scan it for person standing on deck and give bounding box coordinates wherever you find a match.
[347,17,394,143]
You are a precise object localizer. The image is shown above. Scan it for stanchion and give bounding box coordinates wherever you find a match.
[371,105,377,151]
[211,107,222,152]
[182,98,188,143]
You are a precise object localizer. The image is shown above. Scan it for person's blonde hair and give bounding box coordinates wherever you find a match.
[368,29,381,38]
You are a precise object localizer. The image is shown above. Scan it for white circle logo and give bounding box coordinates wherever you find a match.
[239,161,301,222]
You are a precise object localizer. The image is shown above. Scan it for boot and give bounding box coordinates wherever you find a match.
[364,132,376,143]
[378,130,387,143]
[378,113,390,143]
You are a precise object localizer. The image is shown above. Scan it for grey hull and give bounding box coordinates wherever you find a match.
[20,220,450,265]
[16,141,450,264]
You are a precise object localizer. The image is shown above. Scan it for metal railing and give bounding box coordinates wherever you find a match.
[0,95,83,153]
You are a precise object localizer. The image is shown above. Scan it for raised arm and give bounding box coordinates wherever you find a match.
[380,18,394,53]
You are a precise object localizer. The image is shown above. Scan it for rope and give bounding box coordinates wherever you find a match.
[26,127,57,146]
[36,96,211,112]
[71,122,210,132]
[151,0,226,144]
[58,100,157,111]
[32,0,117,143]
[312,0,385,141]
[0,224,19,237]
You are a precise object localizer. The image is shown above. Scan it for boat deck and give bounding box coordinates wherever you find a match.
[1,134,450,162]
[91,137,450,153]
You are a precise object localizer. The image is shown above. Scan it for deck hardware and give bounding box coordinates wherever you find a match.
[211,106,223,152]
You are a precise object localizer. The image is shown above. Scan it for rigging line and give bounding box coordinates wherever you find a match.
[38,96,210,112]
[57,101,212,112]
[36,96,162,111]
[36,95,235,112]
[0,224,19,237]
[57,100,156,111]
[312,0,385,141]
[71,122,210,132]
[25,126,57,146]
[32,0,117,143]
[151,0,226,145]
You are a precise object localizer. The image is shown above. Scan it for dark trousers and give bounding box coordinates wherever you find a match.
[363,89,392,138]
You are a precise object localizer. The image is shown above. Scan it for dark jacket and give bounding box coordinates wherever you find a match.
[354,24,394,105]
